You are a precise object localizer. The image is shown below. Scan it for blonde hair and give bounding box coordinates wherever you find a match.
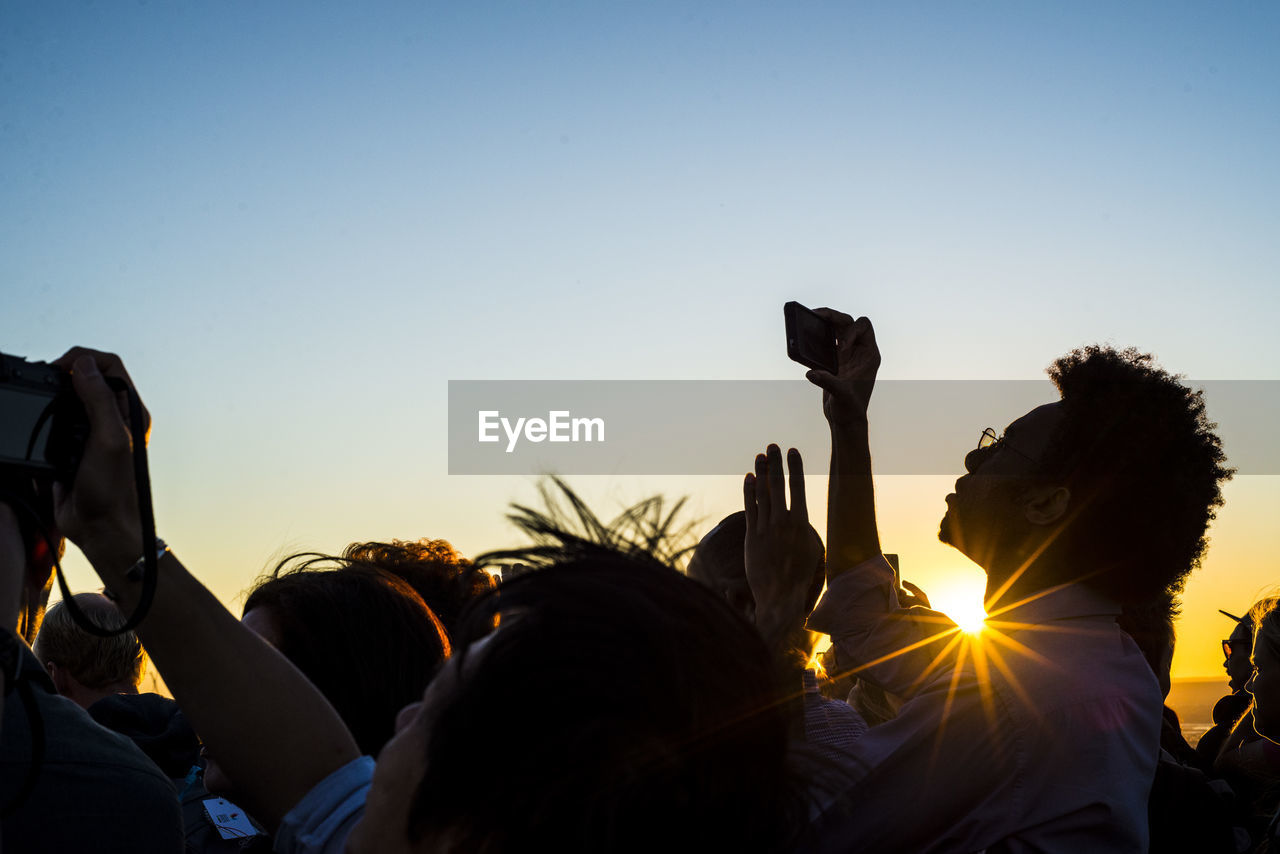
[32,593,147,690]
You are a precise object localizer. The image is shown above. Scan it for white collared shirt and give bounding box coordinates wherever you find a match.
[807,555,1162,853]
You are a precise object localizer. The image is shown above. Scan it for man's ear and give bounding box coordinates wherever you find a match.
[47,660,71,696]
[1022,486,1071,526]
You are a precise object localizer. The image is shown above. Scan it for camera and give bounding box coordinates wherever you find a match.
[0,352,89,482]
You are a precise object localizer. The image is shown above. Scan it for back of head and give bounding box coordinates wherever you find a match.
[688,511,825,616]
[243,557,450,756]
[33,592,146,691]
[340,539,494,640]
[1250,598,1280,652]
[412,548,798,853]
[1040,346,1232,605]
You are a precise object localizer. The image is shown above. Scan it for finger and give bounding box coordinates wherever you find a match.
[806,369,840,393]
[901,580,931,608]
[70,356,131,454]
[55,347,132,384]
[812,307,855,331]
[743,473,757,531]
[766,444,785,519]
[753,452,771,529]
[850,318,881,370]
[851,316,878,349]
[787,448,808,520]
[56,347,152,441]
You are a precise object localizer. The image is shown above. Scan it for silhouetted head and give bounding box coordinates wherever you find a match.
[339,539,494,641]
[240,557,450,757]
[350,551,799,854]
[346,481,811,854]
[1225,611,1256,693]
[1247,598,1280,742]
[941,346,1231,607]
[687,511,825,622]
[33,592,146,708]
[203,557,452,796]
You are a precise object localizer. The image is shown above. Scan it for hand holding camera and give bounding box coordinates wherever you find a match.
[48,349,149,576]
[1,347,156,632]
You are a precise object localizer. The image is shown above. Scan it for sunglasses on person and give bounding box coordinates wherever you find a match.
[978,428,1041,465]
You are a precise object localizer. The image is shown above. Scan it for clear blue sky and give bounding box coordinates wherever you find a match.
[2,1,1277,676]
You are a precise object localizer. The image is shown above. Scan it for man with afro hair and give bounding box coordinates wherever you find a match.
[760,312,1232,853]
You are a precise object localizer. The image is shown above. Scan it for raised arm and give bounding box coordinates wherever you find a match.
[801,315,961,696]
[804,311,881,577]
[52,351,360,831]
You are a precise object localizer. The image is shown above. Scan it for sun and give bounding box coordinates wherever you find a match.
[926,582,989,635]
[947,601,989,634]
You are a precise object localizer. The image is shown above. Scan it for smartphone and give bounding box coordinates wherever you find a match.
[885,553,900,588]
[784,301,838,374]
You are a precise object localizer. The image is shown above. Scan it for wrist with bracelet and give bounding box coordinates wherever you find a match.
[103,538,169,602]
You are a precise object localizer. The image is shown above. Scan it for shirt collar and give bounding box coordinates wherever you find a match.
[986,582,1122,625]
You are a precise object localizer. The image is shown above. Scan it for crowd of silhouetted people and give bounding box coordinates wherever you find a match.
[1,315,1274,853]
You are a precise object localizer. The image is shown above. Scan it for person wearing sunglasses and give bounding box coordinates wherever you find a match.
[1234,598,1280,850]
[1196,612,1259,770]
[783,311,1233,853]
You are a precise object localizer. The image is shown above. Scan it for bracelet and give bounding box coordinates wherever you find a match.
[105,538,169,601]
[123,537,169,583]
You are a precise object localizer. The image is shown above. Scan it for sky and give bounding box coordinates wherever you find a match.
[2,1,1277,681]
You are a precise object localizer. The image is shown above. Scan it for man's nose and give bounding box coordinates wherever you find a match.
[964,447,988,473]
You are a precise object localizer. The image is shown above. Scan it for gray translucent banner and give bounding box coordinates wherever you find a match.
[447,380,1278,475]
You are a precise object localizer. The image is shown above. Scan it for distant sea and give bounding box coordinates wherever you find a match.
[1168,677,1232,745]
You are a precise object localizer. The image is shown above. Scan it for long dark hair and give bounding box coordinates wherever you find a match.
[243,558,449,757]
[410,554,799,853]
[402,479,822,852]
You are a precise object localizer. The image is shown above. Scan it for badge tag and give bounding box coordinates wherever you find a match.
[202,796,261,840]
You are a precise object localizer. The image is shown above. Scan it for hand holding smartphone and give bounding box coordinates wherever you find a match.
[783,302,838,374]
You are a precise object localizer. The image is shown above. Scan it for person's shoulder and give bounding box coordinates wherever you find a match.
[3,646,176,790]
[1,669,182,852]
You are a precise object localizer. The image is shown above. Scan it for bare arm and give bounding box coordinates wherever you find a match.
[826,420,880,576]
[52,351,360,831]
[805,311,882,577]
